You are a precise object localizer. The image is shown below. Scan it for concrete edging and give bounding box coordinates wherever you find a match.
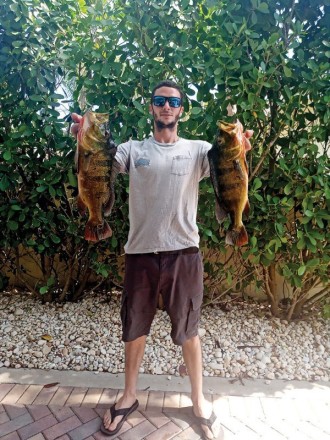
[0,367,329,399]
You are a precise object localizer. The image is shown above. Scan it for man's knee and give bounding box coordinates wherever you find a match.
[172,330,200,346]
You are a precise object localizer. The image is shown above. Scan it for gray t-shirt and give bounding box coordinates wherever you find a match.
[115,136,211,254]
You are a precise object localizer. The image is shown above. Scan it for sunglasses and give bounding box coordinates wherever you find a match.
[152,96,182,108]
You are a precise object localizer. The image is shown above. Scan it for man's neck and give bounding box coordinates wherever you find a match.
[153,127,179,144]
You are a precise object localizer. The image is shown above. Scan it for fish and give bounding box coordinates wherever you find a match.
[75,111,118,242]
[208,119,253,246]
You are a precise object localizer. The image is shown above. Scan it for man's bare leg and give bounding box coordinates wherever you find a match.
[103,335,146,431]
[182,335,216,439]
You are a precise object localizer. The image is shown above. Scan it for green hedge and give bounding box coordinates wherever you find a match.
[0,0,329,318]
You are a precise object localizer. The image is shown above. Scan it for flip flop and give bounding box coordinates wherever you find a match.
[195,410,224,440]
[100,399,139,436]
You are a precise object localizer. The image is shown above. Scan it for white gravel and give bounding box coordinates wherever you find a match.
[0,292,329,382]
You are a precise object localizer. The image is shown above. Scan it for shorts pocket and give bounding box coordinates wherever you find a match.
[120,291,128,328]
[171,155,192,175]
[185,295,203,336]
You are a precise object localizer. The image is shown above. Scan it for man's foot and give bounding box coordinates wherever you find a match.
[101,396,139,436]
[193,401,223,439]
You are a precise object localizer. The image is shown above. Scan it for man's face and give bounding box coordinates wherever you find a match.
[149,86,183,130]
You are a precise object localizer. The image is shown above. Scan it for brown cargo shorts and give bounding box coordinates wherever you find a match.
[121,247,204,346]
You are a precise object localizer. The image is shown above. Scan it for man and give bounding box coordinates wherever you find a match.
[72,80,221,439]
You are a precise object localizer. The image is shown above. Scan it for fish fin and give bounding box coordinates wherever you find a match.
[208,147,221,201]
[74,144,79,173]
[104,159,120,216]
[225,225,248,247]
[77,195,87,216]
[233,159,245,180]
[85,220,112,242]
[243,155,249,173]
[81,153,92,172]
[215,200,227,222]
[243,200,250,218]
[103,195,114,217]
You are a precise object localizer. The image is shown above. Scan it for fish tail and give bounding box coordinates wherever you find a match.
[84,220,112,242]
[225,224,248,247]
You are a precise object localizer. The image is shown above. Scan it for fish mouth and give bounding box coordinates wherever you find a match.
[94,113,109,124]
[85,111,109,127]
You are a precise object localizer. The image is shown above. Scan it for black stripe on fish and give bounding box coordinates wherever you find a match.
[87,176,110,182]
[218,166,239,176]
[218,182,243,192]
[94,160,114,166]
[233,160,245,180]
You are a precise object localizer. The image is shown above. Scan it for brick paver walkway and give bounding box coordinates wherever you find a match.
[1,380,330,440]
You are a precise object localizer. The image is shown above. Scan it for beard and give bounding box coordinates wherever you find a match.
[153,113,180,130]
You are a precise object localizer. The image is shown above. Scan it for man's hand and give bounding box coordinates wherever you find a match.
[71,113,82,139]
[243,129,253,152]
[244,130,253,139]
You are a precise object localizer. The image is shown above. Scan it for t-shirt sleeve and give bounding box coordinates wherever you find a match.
[200,141,212,179]
[115,141,131,174]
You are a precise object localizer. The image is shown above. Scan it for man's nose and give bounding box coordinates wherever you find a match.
[163,100,171,109]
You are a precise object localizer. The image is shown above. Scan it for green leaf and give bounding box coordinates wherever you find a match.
[50,234,61,244]
[250,236,257,247]
[3,151,12,161]
[251,11,257,25]
[269,33,280,44]
[49,186,56,197]
[8,221,19,231]
[306,259,320,268]
[0,175,10,191]
[307,234,317,246]
[253,178,262,190]
[283,183,292,196]
[283,66,292,77]
[292,276,302,288]
[297,266,306,276]
[132,100,145,113]
[10,205,21,211]
[144,34,153,49]
[211,234,219,243]
[138,117,147,128]
[297,239,305,250]
[45,125,52,136]
[50,93,64,100]
[258,2,269,13]
[316,218,324,228]
[30,95,43,101]
[283,86,292,100]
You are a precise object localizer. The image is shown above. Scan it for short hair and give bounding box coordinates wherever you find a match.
[151,80,184,102]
